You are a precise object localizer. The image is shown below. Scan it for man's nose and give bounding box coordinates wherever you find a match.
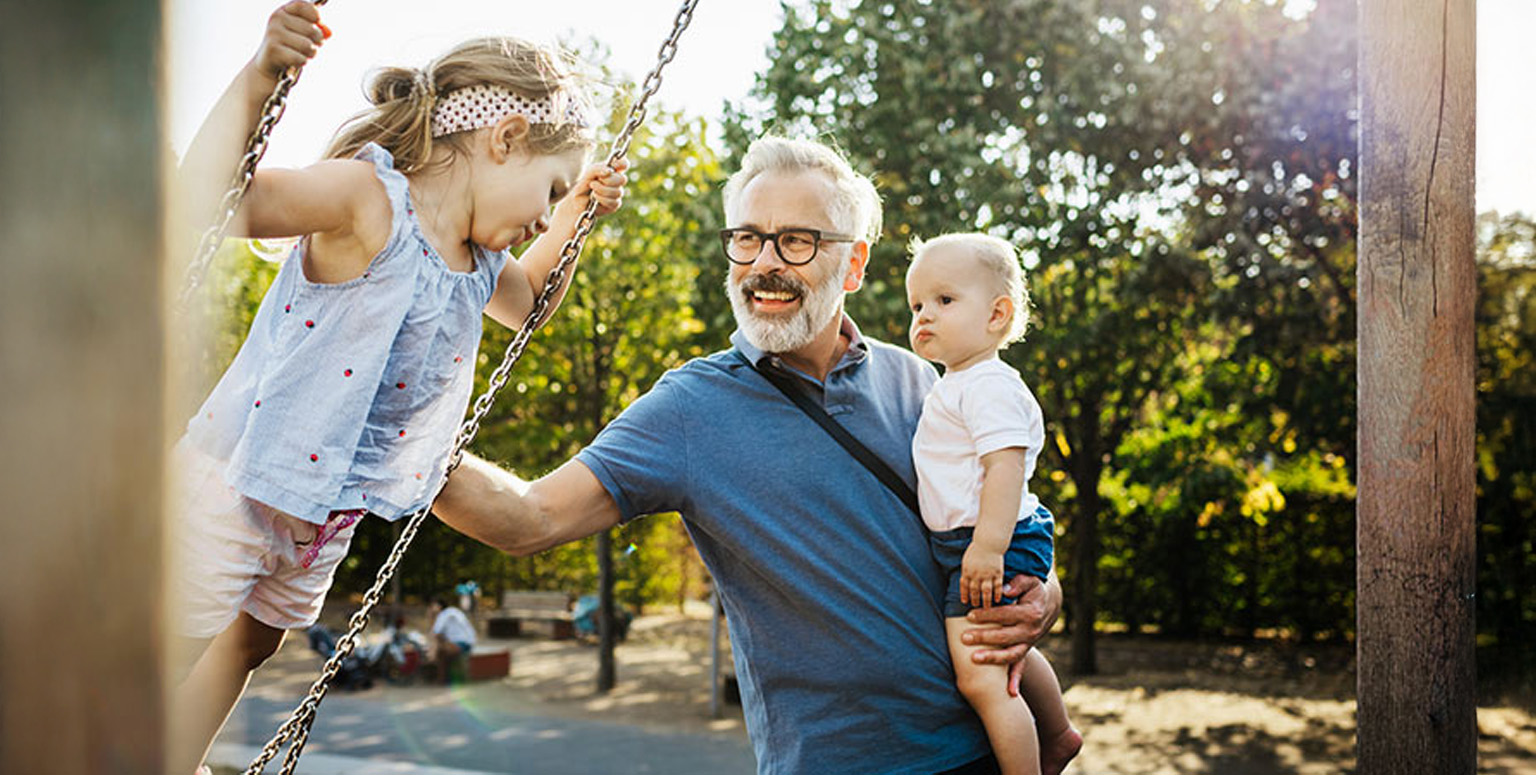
[747,240,788,271]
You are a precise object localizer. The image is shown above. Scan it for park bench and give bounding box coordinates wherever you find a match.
[464,647,511,681]
[486,590,575,640]
[432,645,511,683]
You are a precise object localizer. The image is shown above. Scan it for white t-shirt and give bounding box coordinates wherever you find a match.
[431,606,477,647]
[912,358,1044,532]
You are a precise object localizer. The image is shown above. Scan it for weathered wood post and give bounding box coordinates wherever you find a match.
[1357,1,1477,773]
[0,1,166,774]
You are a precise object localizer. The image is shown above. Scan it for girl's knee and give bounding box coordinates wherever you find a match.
[231,618,286,670]
[239,635,283,670]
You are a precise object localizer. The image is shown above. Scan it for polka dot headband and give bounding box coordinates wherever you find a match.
[430,84,592,138]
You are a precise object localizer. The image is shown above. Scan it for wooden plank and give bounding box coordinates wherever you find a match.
[0,1,165,774]
[1356,1,1478,773]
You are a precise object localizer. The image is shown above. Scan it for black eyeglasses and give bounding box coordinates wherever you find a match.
[719,227,856,266]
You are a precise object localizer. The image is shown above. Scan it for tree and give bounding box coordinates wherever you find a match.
[1473,212,1536,686]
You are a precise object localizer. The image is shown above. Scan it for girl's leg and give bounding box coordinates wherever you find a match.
[1016,649,1082,775]
[169,611,286,774]
[946,618,1040,775]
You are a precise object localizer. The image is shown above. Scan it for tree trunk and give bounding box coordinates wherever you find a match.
[1068,453,1104,676]
[589,301,617,693]
[0,3,165,773]
[1356,1,1477,772]
[596,529,617,692]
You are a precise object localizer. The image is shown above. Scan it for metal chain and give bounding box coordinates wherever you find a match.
[241,2,700,772]
[177,0,333,312]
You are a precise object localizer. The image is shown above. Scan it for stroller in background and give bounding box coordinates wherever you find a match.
[305,618,425,690]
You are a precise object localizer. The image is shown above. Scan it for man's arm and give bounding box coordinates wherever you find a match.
[433,453,623,556]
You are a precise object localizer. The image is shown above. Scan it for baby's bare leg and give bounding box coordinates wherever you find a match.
[947,619,1040,775]
[1017,649,1081,775]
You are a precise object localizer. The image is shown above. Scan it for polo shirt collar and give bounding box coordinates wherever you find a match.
[730,314,870,374]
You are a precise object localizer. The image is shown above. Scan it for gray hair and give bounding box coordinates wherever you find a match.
[910,232,1031,344]
[722,136,883,244]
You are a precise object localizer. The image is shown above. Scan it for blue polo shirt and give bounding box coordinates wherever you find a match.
[575,316,990,775]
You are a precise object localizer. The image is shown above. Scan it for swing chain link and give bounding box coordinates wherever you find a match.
[178,0,332,313]
[242,2,700,772]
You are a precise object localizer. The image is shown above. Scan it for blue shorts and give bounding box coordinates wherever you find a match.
[930,506,1055,618]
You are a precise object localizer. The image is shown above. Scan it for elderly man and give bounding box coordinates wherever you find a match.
[434,136,1062,775]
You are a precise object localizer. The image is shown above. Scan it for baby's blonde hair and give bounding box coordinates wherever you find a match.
[909,232,1031,345]
[324,37,595,173]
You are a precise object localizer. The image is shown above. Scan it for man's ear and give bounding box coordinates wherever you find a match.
[989,296,1014,334]
[488,114,532,162]
[843,241,870,292]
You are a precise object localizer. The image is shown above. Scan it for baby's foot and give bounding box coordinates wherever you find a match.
[1040,725,1082,775]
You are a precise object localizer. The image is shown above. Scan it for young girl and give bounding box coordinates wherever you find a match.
[170,4,627,773]
[906,233,1082,775]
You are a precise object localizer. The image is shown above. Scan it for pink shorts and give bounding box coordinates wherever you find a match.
[172,442,360,638]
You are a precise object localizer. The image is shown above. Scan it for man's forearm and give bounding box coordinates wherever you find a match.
[433,454,547,555]
[432,453,623,556]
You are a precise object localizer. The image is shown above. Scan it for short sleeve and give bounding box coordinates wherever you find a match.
[574,374,691,522]
[961,371,1045,457]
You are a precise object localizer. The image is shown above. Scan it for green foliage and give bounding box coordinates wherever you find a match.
[193,238,284,392]
[1473,211,1536,680]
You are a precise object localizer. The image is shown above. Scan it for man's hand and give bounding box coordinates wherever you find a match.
[961,571,1062,696]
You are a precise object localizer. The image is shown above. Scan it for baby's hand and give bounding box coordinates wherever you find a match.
[253,1,329,80]
[567,158,630,219]
[959,543,1006,608]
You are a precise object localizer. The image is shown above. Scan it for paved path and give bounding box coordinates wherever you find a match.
[212,632,755,775]
[214,693,754,774]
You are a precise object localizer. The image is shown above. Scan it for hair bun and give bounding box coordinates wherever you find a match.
[367,66,430,105]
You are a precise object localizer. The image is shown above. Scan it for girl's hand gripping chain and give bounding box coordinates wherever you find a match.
[254,1,330,80]
[557,158,631,223]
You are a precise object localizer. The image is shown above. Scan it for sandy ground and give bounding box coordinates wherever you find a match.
[224,603,1536,774]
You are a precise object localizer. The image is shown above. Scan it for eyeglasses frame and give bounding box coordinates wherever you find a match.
[718,227,858,266]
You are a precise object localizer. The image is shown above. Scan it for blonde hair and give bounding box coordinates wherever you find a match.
[910,232,1031,344]
[324,37,595,173]
[721,135,883,244]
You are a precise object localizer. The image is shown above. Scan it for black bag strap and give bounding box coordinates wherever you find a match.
[745,354,921,516]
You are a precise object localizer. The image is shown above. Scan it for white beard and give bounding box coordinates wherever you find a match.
[726,267,845,355]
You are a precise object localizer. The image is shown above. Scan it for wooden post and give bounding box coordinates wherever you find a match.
[0,2,166,774]
[1357,1,1477,773]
